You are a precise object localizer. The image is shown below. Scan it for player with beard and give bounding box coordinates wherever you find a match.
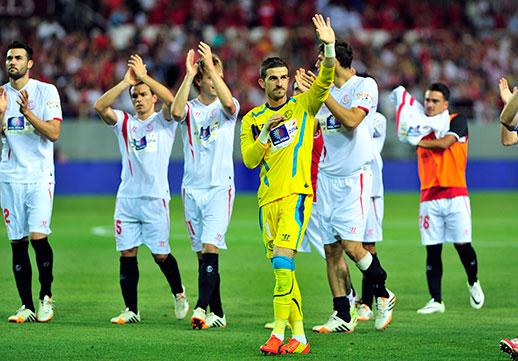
[0,41,62,323]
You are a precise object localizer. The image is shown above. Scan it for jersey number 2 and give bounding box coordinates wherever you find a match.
[3,209,10,224]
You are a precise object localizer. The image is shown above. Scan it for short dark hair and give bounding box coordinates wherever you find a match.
[319,41,353,68]
[6,40,33,60]
[260,57,288,79]
[427,82,450,101]
[129,81,155,97]
[193,54,223,93]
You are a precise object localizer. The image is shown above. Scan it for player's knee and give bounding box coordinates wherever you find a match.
[362,242,376,254]
[11,236,29,244]
[153,253,168,263]
[343,241,364,262]
[453,242,470,250]
[120,248,138,257]
[202,243,219,254]
[324,242,342,260]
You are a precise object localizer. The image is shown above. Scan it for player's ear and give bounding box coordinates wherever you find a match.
[443,100,449,111]
[258,78,265,89]
[27,59,34,70]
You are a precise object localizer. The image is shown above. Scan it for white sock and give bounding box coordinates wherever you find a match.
[347,289,356,308]
[293,334,307,344]
[272,333,284,341]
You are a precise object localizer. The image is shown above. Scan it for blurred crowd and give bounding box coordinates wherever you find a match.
[0,0,516,122]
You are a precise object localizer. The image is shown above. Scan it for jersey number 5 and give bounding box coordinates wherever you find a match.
[115,219,122,235]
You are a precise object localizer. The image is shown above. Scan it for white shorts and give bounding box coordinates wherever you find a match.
[297,202,325,258]
[317,167,373,245]
[1,182,54,240]
[364,196,384,243]
[419,196,472,246]
[182,185,234,252]
[114,197,171,254]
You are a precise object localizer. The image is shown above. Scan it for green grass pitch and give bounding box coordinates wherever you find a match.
[0,192,516,360]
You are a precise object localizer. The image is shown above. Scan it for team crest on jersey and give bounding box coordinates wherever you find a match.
[7,116,25,130]
[284,110,293,119]
[342,94,351,106]
[132,136,147,150]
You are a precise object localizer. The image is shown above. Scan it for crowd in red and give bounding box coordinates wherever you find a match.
[0,0,516,121]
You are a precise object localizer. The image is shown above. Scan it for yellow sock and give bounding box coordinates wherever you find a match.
[272,268,293,337]
[289,272,306,343]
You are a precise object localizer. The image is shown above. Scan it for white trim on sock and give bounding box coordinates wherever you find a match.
[356,252,373,271]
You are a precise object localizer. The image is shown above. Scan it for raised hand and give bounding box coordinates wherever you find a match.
[128,54,147,81]
[0,86,8,115]
[16,90,30,115]
[123,67,139,86]
[499,77,517,104]
[295,68,317,93]
[312,14,335,45]
[197,42,215,71]
[264,114,285,131]
[185,49,199,77]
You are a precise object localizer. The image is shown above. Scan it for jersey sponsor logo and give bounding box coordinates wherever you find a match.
[270,124,290,145]
[195,121,219,144]
[317,114,342,134]
[326,115,341,130]
[7,116,25,130]
[355,91,374,104]
[284,110,293,119]
[46,100,60,110]
[200,125,211,141]
[406,125,422,137]
[269,119,298,150]
[132,136,147,150]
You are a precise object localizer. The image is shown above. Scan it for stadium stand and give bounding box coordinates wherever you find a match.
[0,0,516,121]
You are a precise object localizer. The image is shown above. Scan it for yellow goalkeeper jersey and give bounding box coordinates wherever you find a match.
[241,65,334,207]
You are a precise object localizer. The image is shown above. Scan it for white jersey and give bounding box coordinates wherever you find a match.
[0,79,62,183]
[112,110,177,200]
[365,112,386,198]
[317,75,378,177]
[179,97,239,188]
